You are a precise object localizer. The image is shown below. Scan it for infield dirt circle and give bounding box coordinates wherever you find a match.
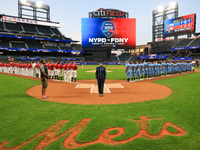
[27,79,172,105]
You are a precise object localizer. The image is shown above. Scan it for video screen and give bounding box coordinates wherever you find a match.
[164,14,196,36]
[82,18,136,49]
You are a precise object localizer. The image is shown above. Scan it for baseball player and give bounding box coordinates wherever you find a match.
[28,62,33,77]
[140,62,144,78]
[21,62,24,76]
[10,62,13,74]
[68,61,72,82]
[135,61,140,80]
[46,62,50,76]
[49,62,54,79]
[131,62,136,81]
[143,61,148,78]
[58,61,64,81]
[125,61,131,82]
[0,62,2,73]
[71,61,78,82]
[25,62,29,76]
[63,62,69,82]
[14,62,17,75]
[35,62,41,78]
[32,61,36,77]
[54,61,59,80]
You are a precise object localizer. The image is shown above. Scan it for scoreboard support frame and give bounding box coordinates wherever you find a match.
[152,3,178,42]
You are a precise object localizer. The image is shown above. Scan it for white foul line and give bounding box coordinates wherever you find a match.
[90,84,94,93]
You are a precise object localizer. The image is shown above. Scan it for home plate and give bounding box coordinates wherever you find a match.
[76,83,124,94]
[91,85,110,94]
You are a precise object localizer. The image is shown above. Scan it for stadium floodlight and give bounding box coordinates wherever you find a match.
[169,2,177,9]
[157,6,165,13]
[20,0,28,5]
[35,1,44,8]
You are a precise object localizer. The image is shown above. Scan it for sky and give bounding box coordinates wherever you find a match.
[0,0,199,45]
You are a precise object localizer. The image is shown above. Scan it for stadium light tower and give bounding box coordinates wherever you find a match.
[35,1,43,8]
[157,6,164,13]
[170,2,178,9]
[152,2,178,42]
[19,0,28,5]
[18,0,50,21]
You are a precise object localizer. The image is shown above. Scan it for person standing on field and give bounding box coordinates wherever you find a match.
[68,61,72,82]
[40,58,50,99]
[96,61,106,97]
[63,62,69,82]
[71,61,78,82]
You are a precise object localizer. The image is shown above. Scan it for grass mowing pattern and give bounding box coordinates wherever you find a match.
[0,72,200,149]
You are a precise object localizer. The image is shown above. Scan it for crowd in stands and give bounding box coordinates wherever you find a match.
[0,61,78,83]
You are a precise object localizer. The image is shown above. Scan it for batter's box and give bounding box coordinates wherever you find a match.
[76,83,124,94]
[75,84,94,88]
[106,84,124,88]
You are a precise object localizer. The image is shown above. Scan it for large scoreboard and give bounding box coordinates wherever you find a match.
[82,18,136,49]
[164,14,196,36]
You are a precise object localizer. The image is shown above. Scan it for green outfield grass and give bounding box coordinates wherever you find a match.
[77,68,127,80]
[0,72,200,149]
[77,65,124,68]
[75,65,126,80]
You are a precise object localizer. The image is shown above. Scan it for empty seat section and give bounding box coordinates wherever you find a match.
[26,42,44,49]
[36,25,53,34]
[44,45,59,50]
[51,36,64,40]
[175,39,193,47]
[22,24,38,33]
[5,23,23,32]
[11,42,26,48]
[190,38,200,47]
[51,28,62,35]
[59,43,71,50]
[0,22,4,30]
[0,41,10,47]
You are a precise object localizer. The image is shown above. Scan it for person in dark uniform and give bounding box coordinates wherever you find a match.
[96,61,106,97]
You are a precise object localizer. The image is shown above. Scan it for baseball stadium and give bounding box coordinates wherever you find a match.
[0,0,200,149]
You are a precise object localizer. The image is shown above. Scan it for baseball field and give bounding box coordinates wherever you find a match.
[0,65,200,150]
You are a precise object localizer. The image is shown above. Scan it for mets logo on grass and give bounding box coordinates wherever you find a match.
[102,21,116,38]
[0,116,186,150]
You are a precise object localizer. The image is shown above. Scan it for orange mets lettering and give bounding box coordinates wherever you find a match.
[0,116,186,150]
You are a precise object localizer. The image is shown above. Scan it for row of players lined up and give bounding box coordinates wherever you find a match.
[0,61,78,83]
[125,61,195,82]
